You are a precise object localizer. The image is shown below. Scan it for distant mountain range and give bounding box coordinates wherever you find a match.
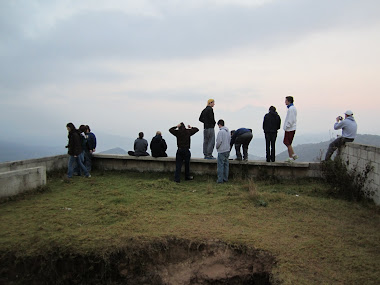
[1,134,379,163]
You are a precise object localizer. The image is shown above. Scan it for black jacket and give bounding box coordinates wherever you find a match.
[263,111,281,133]
[67,130,82,156]
[150,135,168,157]
[199,106,216,129]
[169,126,199,149]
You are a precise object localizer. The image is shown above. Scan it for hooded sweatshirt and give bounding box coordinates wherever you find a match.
[334,116,357,139]
[216,126,231,153]
[263,110,281,133]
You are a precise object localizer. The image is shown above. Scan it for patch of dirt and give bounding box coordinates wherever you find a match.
[1,237,278,284]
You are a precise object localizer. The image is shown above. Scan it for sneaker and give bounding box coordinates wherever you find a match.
[185,176,194,181]
[285,158,293,163]
[292,154,298,160]
[85,174,91,178]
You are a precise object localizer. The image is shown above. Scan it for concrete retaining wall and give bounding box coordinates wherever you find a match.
[340,143,380,205]
[0,167,47,198]
[92,154,322,179]
[0,155,68,173]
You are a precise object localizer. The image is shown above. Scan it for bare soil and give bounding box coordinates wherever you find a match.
[1,237,278,284]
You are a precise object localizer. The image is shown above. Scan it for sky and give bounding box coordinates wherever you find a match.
[1,0,380,152]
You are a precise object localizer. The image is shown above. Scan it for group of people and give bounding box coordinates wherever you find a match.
[66,123,97,178]
[66,96,357,183]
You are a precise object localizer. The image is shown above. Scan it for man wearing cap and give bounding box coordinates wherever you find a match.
[199,99,216,159]
[325,110,357,160]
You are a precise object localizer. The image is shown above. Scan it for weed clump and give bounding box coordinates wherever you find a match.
[321,157,374,202]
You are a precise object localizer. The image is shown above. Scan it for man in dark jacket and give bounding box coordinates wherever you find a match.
[66,122,90,178]
[263,106,281,162]
[230,128,253,161]
[199,99,216,159]
[169,122,199,183]
[150,131,168,157]
[85,125,97,172]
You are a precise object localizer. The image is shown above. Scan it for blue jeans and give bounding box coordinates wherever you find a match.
[175,148,191,182]
[217,151,230,183]
[84,150,92,172]
[68,155,89,178]
[203,128,215,157]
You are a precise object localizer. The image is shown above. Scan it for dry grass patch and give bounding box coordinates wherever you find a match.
[1,171,379,284]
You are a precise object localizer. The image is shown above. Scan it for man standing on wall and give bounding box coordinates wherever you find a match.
[169,122,199,183]
[325,110,357,160]
[216,119,231,183]
[199,99,216,159]
[263,106,281,162]
[283,96,298,162]
[230,128,253,161]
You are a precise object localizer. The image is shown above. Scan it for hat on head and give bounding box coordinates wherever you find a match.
[207,99,214,105]
[345,110,353,116]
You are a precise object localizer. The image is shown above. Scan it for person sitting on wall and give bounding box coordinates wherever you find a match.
[150,131,168,158]
[128,132,150,156]
[325,110,357,160]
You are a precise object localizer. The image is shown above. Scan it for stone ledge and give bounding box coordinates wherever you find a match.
[0,166,47,198]
[93,153,311,168]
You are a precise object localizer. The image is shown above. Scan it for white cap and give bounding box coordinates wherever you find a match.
[345,110,353,116]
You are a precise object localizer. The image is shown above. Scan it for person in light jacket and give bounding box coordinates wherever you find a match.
[283,96,298,162]
[216,119,231,183]
[325,110,357,160]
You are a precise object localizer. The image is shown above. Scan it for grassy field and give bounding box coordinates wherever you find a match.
[1,170,380,284]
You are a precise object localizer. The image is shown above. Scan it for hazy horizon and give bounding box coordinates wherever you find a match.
[1,0,379,144]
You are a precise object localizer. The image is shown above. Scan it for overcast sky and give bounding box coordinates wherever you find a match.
[1,0,379,149]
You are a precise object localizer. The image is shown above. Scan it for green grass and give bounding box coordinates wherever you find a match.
[1,171,380,284]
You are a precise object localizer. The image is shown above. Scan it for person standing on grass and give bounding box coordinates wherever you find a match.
[325,110,357,160]
[199,99,216,159]
[263,106,281,162]
[66,123,90,178]
[85,125,97,172]
[283,96,298,162]
[169,122,199,183]
[216,119,231,183]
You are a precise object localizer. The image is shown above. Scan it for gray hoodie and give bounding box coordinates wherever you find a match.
[216,126,231,153]
[334,116,357,139]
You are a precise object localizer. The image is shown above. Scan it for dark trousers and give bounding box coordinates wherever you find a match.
[235,132,253,160]
[265,132,277,162]
[325,137,354,160]
[175,148,191,182]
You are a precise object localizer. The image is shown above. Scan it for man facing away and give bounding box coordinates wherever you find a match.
[150,131,168,158]
[263,106,281,162]
[85,125,96,172]
[283,96,298,162]
[325,110,357,160]
[128,132,149,156]
[169,122,199,183]
[230,128,253,161]
[199,99,216,159]
[216,119,231,183]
